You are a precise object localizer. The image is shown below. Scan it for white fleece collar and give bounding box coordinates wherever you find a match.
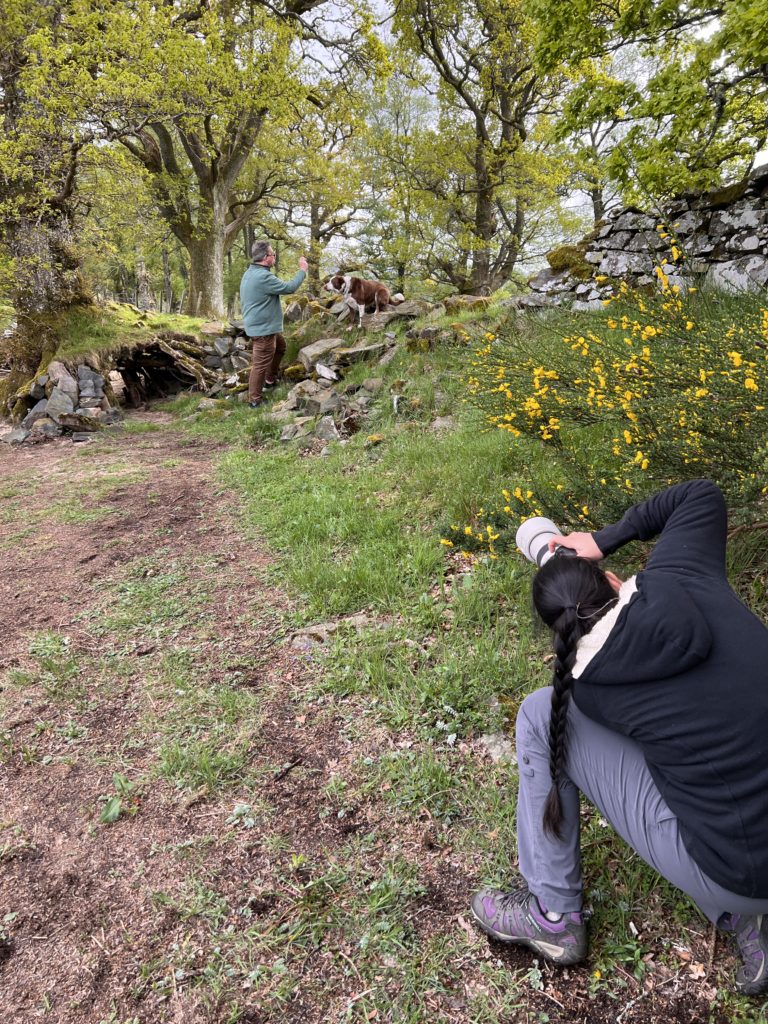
[571,576,638,680]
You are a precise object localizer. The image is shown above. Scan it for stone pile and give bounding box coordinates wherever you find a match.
[265,332,396,444]
[284,294,434,338]
[197,321,251,373]
[527,164,768,309]
[270,375,385,444]
[1,361,120,445]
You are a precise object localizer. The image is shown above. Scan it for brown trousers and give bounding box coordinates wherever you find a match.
[248,332,285,402]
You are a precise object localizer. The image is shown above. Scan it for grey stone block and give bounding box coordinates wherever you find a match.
[45,387,75,423]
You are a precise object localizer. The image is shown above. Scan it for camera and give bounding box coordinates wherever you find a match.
[516,516,578,567]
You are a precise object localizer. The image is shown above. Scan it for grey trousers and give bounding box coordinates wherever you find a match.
[516,687,768,924]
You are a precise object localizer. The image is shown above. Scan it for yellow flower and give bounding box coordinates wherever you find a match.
[464,526,473,536]
[728,351,743,368]
[440,539,454,547]
[745,378,758,391]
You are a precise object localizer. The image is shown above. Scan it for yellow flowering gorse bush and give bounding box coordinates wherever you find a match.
[458,251,768,551]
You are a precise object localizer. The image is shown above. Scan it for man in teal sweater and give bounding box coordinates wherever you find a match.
[239,240,308,407]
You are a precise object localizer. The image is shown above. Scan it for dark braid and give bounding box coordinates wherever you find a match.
[532,556,619,839]
[542,609,580,838]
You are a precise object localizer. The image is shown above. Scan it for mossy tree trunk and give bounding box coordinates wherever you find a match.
[1,22,92,378]
[1,4,91,323]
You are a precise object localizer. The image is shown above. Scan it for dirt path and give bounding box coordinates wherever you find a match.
[1,418,224,662]
[0,423,333,1023]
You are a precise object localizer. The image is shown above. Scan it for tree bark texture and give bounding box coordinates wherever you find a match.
[9,214,90,320]
[186,232,226,319]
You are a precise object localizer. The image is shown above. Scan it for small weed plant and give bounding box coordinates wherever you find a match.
[99,773,141,824]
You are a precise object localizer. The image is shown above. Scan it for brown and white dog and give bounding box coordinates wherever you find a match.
[324,274,391,328]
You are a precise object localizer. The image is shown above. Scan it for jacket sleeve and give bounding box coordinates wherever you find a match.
[261,270,306,295]
[591,479,727,578]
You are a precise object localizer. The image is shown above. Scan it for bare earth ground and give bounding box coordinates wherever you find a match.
[0,420,743,1023]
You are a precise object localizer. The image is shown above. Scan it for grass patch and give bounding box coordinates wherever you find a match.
[157,737,251,792]
[6,631,86,705]
[121,420,162,434]
[51,304,206,361]
[219,389,516,618]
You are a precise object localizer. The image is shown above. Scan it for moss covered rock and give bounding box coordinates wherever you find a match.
[546,245,592,279]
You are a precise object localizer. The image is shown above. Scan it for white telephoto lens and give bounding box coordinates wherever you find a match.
[515,516,562,567]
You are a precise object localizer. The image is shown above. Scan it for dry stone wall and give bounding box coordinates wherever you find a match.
[0,361,121,445]
[528,165,768,309]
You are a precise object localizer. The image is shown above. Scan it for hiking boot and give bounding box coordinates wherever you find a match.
[263,378,277,389]
[722,913,768,995]
[470,884,587,965]
[248,399,263,408]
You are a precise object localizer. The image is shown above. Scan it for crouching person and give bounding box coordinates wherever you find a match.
[471,480,768,995]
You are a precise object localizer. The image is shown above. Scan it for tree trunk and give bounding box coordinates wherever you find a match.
[162,248,174,312]
[11,214,90,320]
[2,214,89,422]
[588,185,606,224]
[136,256,156,310]
[186,232,225,318]
[308,201,327,291]
[243,223,254,260]
[492,197,526,287]
[470,137,496,294]
[225,249,236,319]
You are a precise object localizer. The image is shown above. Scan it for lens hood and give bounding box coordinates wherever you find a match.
[516,516,562,567]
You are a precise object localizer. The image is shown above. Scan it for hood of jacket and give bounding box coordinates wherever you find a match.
[571,573,713,684]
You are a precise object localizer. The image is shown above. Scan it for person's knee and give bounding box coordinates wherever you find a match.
[516,687,553,743]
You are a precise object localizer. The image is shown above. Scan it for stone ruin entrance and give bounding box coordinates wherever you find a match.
[115,341,204,407]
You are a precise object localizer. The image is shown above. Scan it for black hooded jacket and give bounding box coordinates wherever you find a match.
[572,479,768,898]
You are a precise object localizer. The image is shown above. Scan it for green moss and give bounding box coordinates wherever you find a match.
[546,244,592,278]
[703,179,749,208]
[0,369,27,412]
